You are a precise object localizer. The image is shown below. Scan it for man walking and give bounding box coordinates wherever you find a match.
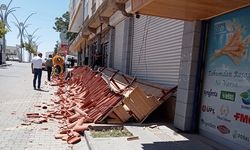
[45,54,53,81]
[31,52,43,90]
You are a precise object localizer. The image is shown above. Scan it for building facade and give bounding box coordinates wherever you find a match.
[127,1,250,150]
[68,0,250,149]
[6,46,19,61]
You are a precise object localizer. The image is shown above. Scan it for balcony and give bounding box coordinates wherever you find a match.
[68,0,84,32]
[128,0,250,20]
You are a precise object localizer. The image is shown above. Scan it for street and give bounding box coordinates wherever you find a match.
[0,61,88,150]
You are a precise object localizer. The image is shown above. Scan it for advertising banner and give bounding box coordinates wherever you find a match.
[200,7,250,149]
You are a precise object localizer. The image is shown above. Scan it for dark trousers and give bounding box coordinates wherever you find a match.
[47,67,52,81]
[33,68,42,88]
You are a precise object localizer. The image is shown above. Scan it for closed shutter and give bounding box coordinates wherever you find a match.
[113,18,131,73]
[113,20,125,71]
[132,15,184,86]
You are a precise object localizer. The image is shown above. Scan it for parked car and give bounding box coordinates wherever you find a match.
[65,55,77,68]
[8,56,20,61]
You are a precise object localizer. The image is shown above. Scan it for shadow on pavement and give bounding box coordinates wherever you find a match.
[141,140,217,150]
[35,89,49,92]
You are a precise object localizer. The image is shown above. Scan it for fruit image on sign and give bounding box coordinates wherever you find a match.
[240,90,250,105]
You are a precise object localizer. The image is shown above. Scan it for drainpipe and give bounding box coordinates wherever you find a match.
[191,20,209,132]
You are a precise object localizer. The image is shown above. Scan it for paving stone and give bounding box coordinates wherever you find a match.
[0,62,89,150]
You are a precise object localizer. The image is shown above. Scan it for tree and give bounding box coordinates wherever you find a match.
[0,21,8,38]
[24,41,37,54]
[54,41,59,55]
[53,11,77,42]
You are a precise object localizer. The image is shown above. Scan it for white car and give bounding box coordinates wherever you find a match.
[65,55,77,68]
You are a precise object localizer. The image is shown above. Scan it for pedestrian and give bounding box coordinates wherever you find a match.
[45,54,53,81]
[70,57,75,68]
[92,51,102,70]
[31,52,43,90]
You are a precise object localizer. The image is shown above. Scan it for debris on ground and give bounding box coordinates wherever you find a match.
[149,124,158,129]
[24,66,177,144]
[127,136,139,141]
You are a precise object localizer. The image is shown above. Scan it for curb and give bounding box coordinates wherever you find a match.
[0,64,12,67]
[84,131,95,150]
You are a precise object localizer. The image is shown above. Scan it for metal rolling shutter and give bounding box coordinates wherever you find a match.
[132,15,184,86]
[113,20,125,71]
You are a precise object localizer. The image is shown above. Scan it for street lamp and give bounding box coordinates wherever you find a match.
[25,28,39,61]
[0,0,18,64]
[12,13,35,62]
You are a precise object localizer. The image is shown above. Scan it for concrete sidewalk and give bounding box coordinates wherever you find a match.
[0,62,12,67]
[84,123,229,150]
[0,61,88,150]
[0,61,230,150]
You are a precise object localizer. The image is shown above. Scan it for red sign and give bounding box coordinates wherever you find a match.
[234,113,250,124]
[201,105,215,114]
[217,125,230,134]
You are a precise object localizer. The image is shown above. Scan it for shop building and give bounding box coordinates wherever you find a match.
[69,0,250,149]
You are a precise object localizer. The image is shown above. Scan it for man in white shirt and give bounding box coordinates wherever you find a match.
[31,53,43,90]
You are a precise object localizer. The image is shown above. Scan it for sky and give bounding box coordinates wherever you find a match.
[0,0,69,55]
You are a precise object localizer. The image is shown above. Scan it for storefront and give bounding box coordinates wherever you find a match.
[112,18,130,73]
[87,25,110,68]
[132,15,184,86]
[199,6,250,150]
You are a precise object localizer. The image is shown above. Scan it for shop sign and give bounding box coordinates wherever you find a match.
[217,125,230,134]
[232,130,250,143]
[200,6,250,149]
[220,91,235,102]
[203,89,218,98]
[234,112,250,124]
[201,105,215,114]
[240,90,250,105]
[200,118,216,129]
[240,90,250,111]
[217,105,231,123]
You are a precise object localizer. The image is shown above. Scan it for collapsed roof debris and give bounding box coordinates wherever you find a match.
[25,66,176,144]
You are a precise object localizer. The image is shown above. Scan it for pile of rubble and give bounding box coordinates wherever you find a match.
[25,66,177,144]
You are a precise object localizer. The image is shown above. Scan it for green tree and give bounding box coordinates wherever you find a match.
[24,41,37,54]
[54,41,59,55]
[0,21,8,38]
[53,11,77,42]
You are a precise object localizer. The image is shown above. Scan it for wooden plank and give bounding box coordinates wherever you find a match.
[97,101,123,123]
[140,92,174,123]
[113,105,131,122]
[132,0,250,20]
[128,87,155,113]
[123,98,143,121]
[106,118,123,124]
[108,112,119,119]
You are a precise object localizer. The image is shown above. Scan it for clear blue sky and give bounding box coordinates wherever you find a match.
[0,0,69,55]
